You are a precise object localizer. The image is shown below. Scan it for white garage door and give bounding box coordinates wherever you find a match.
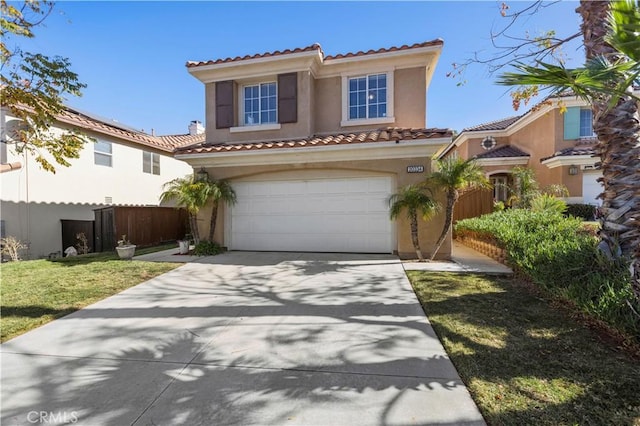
[229,176,394,253]
[582,171,602,206]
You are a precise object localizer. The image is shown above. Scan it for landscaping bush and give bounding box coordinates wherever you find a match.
[193,240,224,256]
[455,210,639,338]
[565,203,597,220]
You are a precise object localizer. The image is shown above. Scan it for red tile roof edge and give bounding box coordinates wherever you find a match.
[175,127,452,155]
[7,104,204,152]
[186,39,443,68]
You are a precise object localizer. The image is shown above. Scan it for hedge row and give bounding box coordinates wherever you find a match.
[455,210,639,339]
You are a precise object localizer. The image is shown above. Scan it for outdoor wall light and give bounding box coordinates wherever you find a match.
[568,165,579,175]
[196,167,209,182]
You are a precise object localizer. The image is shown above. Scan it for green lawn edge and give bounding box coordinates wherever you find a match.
[407,271,640,425]
[1,245,181,342]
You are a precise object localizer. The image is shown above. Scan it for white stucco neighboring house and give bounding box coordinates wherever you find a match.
[0,106,203,259]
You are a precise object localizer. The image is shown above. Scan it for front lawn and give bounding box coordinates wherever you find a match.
[408,271,640,425]
[1,246,180,342]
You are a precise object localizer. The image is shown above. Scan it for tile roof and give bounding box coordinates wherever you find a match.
[53,107,204,152]
[540,146,596,162]
[474,145,529,159]
[186,40,443,68]
[175,127,451,155]
[463,116,522,132]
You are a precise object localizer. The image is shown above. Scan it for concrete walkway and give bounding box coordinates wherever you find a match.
[1,252,484,426]
[403,241,513,274]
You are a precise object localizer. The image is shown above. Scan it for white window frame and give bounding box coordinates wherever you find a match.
[579,108,596,137]
[341,70,395,127]
[94,140,112,167]
[143,151,160,175]
[230,80,282,133]
[241,81,278,125]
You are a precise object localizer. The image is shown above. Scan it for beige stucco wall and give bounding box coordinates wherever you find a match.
[314,67,427,134]
[196,160,450,260]
[453,108,590,200]
[205,71,314,144]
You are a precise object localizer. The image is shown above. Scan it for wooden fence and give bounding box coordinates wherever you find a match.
[94,206,188,251]
[453,188,494,223]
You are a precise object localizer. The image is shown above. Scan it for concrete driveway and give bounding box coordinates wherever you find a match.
[1,252,484,426]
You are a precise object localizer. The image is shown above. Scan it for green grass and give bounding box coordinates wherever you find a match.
[1,245,180,342]
[407,271,640,425]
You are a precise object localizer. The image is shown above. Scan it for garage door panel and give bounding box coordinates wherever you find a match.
[230,177,393,253]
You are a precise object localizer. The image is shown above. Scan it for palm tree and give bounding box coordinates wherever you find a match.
[497,0,640,301]
[207,179,237,243]
[388,185,439,262]
[425,157,491,261]
[160,175,211,244]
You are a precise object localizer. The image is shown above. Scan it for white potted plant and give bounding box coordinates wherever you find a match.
[116,235,136,260]
[177,238,190,254]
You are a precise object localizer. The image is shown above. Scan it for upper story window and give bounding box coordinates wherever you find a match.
[348,74,387,120]
[94,140,112,167]
[243,82,277,125]
[579,108,595,137]
[341,71,394,127]
[143,151,160,175]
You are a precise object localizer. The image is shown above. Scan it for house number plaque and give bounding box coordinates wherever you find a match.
[406,165,425,173]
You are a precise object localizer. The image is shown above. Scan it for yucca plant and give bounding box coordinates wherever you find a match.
[388,185,439,261]
[424,157,491,260]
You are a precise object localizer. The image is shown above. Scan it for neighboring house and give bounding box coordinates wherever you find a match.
[0,106,202,259]
[175,41,453,259]
[437,94,604,206]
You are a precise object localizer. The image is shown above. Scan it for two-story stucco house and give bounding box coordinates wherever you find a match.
[175,41,453,259]
[0,106,202,259]
[437,94,603,206]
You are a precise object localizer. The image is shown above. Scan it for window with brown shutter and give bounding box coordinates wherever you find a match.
[216,80,235,129]
[278,73,297,124]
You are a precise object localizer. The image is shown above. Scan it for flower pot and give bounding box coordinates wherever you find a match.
[116,245,136,260]
[178,240,190,255]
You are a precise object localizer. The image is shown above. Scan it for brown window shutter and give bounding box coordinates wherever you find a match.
[278,73,297,124]
[215,80,235,129]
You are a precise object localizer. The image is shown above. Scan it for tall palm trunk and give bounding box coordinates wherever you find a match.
[410,213,425,261]
[578,0,640,301]
[208,202,219,242]
[430,189,458,261]
[189,213,200,245]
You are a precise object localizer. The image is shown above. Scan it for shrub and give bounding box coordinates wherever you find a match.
[566,203,597,221]
[530,194,567,214]
[193,240,224,256]
[455,210,639,338]
[0,236,28,261]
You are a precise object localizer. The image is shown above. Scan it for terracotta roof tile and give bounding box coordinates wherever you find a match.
[52,107,205,152]
[187,44,323,68]
[324,40,443,60]
[540,146,596,162]
[463,116,522,132]
[474,145,529,159]
[175,127,451,155]
[186,40,443,68]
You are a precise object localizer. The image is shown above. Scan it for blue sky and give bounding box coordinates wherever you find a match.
[11,1,583,135]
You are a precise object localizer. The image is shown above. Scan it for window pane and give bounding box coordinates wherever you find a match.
[143,151,151,173]
[349,106,358,119]
[357,78,366,90]
[369,104,378,118]
[580,109,593,137]
[261,111,269,123]
[152,153,160,175]
[260,84,269,97]
[349,78,357,91]
[245,113,254,125]
[358,91,366,105]
[358,106,366,118]
[95,152,112,167]
[378,74,386,87]
[369,75,378,89]
[261,97,269,110]
[95,140,112,154]
[379,103,387,117]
